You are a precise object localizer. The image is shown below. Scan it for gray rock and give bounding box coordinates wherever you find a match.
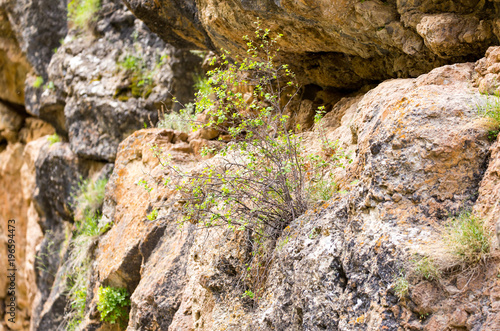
[1,0,67,78]
[36,0,201,160]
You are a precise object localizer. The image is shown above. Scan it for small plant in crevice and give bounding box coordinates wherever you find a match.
[68,0,101,31]
[63,176,110,330]
[147,209,158,221]
[443,211,492,265]
[47,134,61,146]
[97,286,131,326]
[33,76,44,88]
[477,90,500,141]
[393,272,409,300]
[153,22,350,300]
[72,178,108,223]
[411,255,440,281]
[157,106,196,132]
[44,81,55,91]
[114,52,168,101]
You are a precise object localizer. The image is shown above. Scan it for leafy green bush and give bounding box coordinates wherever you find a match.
[68,0,101,31]
[155,22,349,298]
[97,286,130,325]
[444,211,492,264]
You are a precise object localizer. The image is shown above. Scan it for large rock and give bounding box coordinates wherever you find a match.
[0,8,30,105]
[0,0,67,78]
[0,116,54,331]
[34,0,201,161]
[66,51,500,330]
[123,0,500,88]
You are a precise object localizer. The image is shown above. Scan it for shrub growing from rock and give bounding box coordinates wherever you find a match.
[155,22,349,298]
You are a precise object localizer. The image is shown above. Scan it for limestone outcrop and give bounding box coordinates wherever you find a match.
[62,49,500,330]
[123,0,500,88]
[1,0,500,329]
[0,0,201,329]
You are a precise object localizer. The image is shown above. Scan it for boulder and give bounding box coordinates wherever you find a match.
[122,0,500,88]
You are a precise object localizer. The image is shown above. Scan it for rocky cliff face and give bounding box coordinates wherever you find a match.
[68,53,500,331]
[123,0,500,88]
[0,0,200,329]
[0,0,500,331]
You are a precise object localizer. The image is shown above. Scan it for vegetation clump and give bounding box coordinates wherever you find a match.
[153,22,349,298]
[97,286,131,326]
[157,107,196,132]
[411,255,440,281]
[444,211,492,265]
[478,90,500,140]
[147,209,158,221]
[393,273,409,300]
[64,177,110,330]
[68,0,101,31]
[33,76,44,88]
[114,53,168,101]
[47,134,60,146]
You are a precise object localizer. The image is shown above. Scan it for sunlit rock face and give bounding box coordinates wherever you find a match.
[123,0,500,88]
[68,49,500,330]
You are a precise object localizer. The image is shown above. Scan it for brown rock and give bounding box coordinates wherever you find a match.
[0,9,30,105]
[449,307,468,327]
[411,282,442,315]
[123,0,499,88]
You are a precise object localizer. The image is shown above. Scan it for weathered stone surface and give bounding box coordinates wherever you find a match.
[123,0,500,88]
[474,46,500,94]
[69,52,500,331]
[0,0,67,78]
[0,8,30,105]
[0,101,23,143]
[0,131,53,331]
[36,0,202,161]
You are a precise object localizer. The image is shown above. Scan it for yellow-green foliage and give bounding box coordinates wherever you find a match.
[47,134,60,146]
[97,286,130,325]
[147,209,158,221]
[68,0,101,31]
[393,273,409,300]
[64,177,110,330]
[444,212,492,264]
[478,91,500,140]
[33,76,44,88]
[411,256,440,281]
